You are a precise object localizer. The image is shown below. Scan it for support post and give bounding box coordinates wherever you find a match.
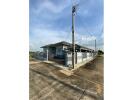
[46,48,48,61]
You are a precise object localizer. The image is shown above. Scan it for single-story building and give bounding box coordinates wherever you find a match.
[41,41,96,66]
[41,41,94,58]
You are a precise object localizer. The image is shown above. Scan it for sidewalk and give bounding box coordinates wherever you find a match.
[43,56,97,76]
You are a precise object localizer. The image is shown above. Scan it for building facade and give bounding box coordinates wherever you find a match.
[41,41,96,66]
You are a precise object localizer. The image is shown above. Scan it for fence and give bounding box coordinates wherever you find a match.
[65,52,95,67]
[33,52,47,60]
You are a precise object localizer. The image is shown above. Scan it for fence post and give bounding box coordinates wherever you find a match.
[46,48,48,61]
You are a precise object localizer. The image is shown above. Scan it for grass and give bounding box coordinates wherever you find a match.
[29,51,36,61]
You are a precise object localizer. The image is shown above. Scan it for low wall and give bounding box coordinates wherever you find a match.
[65,52,94,67]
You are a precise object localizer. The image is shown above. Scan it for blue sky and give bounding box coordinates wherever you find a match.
[29,0,103,51]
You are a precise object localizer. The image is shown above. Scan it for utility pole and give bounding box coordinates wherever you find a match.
[72,5,77,69]
[95,39,96,52]
[95,39,96,56]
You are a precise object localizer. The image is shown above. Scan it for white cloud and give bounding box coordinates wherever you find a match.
[29,28,104,51]
[30,28,96,51]
[33,0,71,14]
[29,0,104,51]
[75,32,96,42]
[29,27,72,51]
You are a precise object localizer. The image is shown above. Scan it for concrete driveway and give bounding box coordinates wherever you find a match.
[29,56,103,100]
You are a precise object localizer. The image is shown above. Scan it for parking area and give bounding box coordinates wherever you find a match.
[29,56,103,100]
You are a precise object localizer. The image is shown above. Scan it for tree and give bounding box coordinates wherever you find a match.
[98,50,104,55]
